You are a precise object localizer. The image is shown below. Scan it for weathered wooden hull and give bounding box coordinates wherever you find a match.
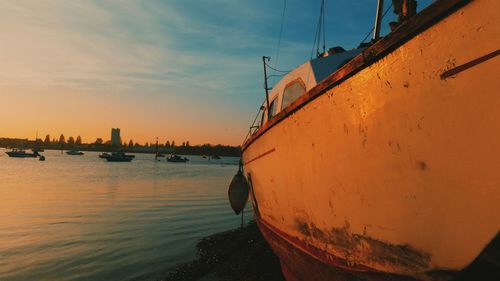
[242,0,499,280]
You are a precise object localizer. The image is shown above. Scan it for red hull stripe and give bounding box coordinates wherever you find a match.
[256,217,376,273]
[244,148,276,165]
[440,49,500,79]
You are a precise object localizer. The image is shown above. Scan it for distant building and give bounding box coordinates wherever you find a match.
[111,128,121,146]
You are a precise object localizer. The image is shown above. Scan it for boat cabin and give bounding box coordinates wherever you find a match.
[259,47,364,127]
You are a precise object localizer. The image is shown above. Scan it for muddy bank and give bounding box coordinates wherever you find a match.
[163,221,285,281]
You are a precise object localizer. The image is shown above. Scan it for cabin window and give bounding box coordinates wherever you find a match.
[281,79,305,110]
[260,98,279,125]
[268,98,278,119]
[260,108,267,127]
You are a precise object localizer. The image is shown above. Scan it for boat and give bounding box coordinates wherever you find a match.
[5,149,39,158]
[33,131,44,152]
[212,155,221,160]
[105,154,133,162]
[232,0,500,280]
[100,152,135,161]
[112,152,135,159]
[166,155,189,163]
[66,150,84,155]
[39,155,45,161]
[98,152,111,159]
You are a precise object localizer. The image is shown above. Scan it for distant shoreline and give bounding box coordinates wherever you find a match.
[0,137,241,157]
[36,147,241,157]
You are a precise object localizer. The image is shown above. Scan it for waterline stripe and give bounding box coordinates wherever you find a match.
[244,148,276,165]
[440,49,499,79]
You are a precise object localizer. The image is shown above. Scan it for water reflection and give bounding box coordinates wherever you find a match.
[0,149,249,281]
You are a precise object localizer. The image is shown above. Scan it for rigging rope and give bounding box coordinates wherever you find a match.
[265,62,290,73]
[359,3,393,44]
[242,102,266,145]
[322,0,325,53]
[310,0,326,59]
[267,74,288,80]
[274,0,287,68]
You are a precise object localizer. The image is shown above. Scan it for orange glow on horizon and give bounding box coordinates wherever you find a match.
[0,85,245,146]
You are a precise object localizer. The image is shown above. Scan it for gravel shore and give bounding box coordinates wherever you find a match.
[163,221,285,281]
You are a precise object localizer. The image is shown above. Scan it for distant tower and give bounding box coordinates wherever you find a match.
[111,128,121,146]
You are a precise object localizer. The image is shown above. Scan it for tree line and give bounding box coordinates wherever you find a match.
[40,134,188,148]
[0,135,240,157]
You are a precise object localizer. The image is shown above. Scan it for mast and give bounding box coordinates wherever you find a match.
[262,56,271,119]
[373,0,384,41]
[155,137,159,161]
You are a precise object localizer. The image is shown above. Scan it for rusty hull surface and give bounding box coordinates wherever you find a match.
[257,217,500,281]
[257,218,427,281]
[293,219,431,273]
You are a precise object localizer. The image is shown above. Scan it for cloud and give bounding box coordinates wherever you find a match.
[0,1,282,97]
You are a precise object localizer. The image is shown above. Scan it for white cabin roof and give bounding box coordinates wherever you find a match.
[262,48,364,122]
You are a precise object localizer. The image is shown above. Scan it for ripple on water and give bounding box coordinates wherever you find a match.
[0,150,249,281]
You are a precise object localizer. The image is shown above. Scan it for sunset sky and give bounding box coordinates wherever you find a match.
[0,0,433,145]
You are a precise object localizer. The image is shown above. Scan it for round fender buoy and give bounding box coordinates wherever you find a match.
[228,168,249,215]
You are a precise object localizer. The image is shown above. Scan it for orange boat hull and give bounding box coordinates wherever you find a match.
[242,0,500,279]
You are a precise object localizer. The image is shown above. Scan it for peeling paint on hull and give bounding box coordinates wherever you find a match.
[259,217,499,281]
[294,219,431,274]
[257,218,430,281]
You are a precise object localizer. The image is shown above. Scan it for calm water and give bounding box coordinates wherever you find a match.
[0,148,249,281]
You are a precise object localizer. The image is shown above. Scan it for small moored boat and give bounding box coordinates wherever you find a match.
[98,152,110,159]
[104,152,135,162]
[66,150,84,155]
[6,149,39,158]
[166,155,189,163]
[112,152,134,159]
[105,155,133,162]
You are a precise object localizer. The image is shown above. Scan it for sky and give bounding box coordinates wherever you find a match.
[0,0,433,145]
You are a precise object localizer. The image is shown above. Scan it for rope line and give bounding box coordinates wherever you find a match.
[274,0,287,68]
[310,0,326,59]
[242,105,265,144]
[267,74,287,79]
[322,0,326,53]
[359,3,393,44]
[265,62,290,73]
